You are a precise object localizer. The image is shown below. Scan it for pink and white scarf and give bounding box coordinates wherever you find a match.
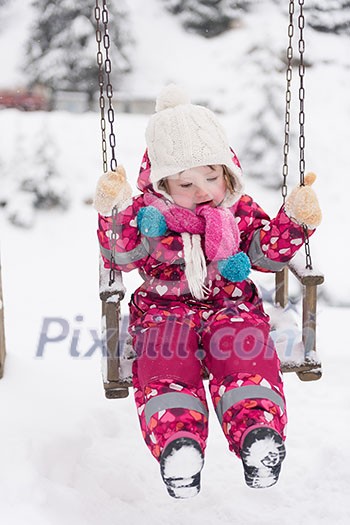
[144,193,240,299]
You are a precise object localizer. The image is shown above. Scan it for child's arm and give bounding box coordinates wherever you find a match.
[238,174,321,273]
[97,195,153,272]
[94,167,151,272]
[96,193,183,273]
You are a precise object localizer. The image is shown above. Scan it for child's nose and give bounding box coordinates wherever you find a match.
[195,186,211,200]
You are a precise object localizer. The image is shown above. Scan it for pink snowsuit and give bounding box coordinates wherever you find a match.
[98,151,311,460]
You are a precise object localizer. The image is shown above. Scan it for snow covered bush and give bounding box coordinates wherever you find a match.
[306,0,350,35]
[239,46,288,188]
[24,0,133,108]
[2,127,70,228]
[161,0,257,38]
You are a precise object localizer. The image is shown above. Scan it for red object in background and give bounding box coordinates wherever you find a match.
[0,89,49,111]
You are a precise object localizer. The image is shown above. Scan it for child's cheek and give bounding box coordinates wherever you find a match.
[172,193,194,210]
[214,186,227,205]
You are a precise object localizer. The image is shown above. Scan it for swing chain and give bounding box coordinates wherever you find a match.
[94,0,118,284]
[297,0,312,269]
[283,0,312,270]
[298,0,306,186]
[95,0,117,173]
[101,0,117,173]
[303,224,313,270]
[95,1,108,174]
[109,205,118,286]
[282,0,295,204]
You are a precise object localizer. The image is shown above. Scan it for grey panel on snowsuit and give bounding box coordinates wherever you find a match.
[248,230,288,272]
[215,385,285,424]
[144,392,208,425]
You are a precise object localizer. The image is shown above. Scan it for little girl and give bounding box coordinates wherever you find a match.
[94,84,322,499]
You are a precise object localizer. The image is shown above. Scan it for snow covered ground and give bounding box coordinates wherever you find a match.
[1,0,350,523]
[0,109,349,525]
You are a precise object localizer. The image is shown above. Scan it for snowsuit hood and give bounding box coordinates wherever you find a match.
[136,149,244,208]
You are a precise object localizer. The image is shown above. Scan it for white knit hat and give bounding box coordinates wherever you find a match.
[145,84,244,201]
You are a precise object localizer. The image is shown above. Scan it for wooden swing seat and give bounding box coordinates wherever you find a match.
[99,252,324,399]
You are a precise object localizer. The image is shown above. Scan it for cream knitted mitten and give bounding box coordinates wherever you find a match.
[93,165,132,215]
[284,172,322,229]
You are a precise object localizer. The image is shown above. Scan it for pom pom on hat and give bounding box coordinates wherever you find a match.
[155,84,190,112]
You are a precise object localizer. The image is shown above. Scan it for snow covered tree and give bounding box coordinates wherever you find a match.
[21,124,70,212]
[5,126,70,228]
[240,46,287,188]
[162,0,257,38]
[305,0,350,35]
[0,0,9,25]
[274,0,350,36]
[25,0,132,106]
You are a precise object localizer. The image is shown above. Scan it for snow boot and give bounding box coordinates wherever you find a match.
[240,426,286,489]
[160,435,204,499]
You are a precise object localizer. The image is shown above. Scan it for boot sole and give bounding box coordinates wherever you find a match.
[240,427,286,489]
[160,436,204,499]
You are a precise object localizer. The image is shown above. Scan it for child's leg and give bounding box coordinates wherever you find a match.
[132,368,208,460]
[131,311,208,498]
[201,311,287,457]
[133,369,207,498]
[130,310,208,460]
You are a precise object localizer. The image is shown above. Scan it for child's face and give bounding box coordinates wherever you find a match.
[166,165,227,210]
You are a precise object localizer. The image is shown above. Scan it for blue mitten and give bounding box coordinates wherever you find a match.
[137,206,168,237]
[217,252,251,282]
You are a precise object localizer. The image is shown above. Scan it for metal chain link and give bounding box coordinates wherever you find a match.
[281,0,295,204]
[109,205,119,285]
[100,0,118,283]
[303,224,313,269]
[94,1,108,174]
[94,0,118,284]
[298,0,313,269]
[298,0,306,187]
[101,0,117,172]
[94,0,118,172]
[282,1,312,270]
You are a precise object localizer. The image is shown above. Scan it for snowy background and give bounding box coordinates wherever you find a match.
[0,0,349,523]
